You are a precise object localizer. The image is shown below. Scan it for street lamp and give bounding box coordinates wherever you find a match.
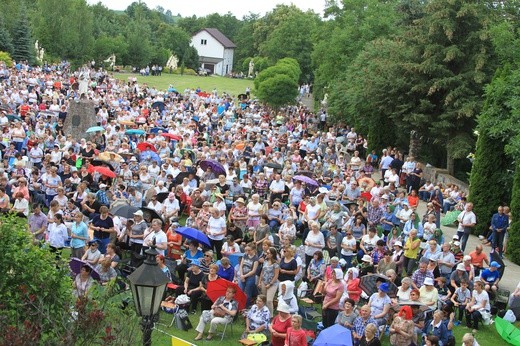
[128,246,169,346]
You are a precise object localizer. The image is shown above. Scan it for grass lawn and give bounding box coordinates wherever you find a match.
[113,73,254,97]
[149,308,512,346]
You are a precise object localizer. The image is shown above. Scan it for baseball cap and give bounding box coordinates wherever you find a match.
[490,261,501,268]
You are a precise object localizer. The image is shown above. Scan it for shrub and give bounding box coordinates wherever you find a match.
[0,51,13,66]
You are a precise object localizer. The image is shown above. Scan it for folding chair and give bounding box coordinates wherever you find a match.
[215,313,239,341]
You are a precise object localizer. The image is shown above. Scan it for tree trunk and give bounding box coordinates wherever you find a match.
[446,151,455,176]
[409,130,421,159]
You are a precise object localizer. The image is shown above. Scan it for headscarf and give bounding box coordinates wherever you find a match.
[346,267,359,280]
[398,305,413,320]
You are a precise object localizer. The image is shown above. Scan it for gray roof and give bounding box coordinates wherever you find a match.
[199,28,236,49]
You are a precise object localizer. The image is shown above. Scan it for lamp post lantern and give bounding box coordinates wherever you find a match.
[128,246,169,346]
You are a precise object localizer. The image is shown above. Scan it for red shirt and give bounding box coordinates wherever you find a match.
[285,328,307,346]
[271,315,292,346]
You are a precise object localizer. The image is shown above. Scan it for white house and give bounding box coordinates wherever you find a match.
[191,28,236,76]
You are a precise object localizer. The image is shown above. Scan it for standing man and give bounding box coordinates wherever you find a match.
[491,206,508,258]
[457,203,476,252]
[90,206,115,254]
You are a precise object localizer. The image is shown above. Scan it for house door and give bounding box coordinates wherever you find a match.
[205,64,215,74]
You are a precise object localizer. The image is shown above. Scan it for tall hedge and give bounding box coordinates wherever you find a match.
[468,131,511,235]
[507,163,520,263]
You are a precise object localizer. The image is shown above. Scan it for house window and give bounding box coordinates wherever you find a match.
[200,39,207,45]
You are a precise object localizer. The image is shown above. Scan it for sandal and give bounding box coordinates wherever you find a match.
[194,334,203,341]
[206,334,213,340]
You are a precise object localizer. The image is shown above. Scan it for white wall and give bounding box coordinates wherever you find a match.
[223,48,234,75]
[191,31,224,59]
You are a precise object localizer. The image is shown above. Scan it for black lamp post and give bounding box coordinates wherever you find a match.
[128,246,169,346]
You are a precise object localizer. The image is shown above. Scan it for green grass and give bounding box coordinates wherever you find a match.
[114,73,254,97]
[149,308,514,346]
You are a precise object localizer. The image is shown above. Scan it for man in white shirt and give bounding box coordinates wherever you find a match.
[269,174,285,203]
[162,192,180,222]
[457,203,477,252]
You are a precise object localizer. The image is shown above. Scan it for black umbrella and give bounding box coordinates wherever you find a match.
[295,170,314,178]
[141,207,164,225]
[359,274,399,298]
[265,162,283,170]
[90,159,115,171]
[490,251,505,279]
[110,204,139,219]
[174,172,191,185]
[156,192,169,203]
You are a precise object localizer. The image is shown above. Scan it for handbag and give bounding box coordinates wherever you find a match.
[213,306,227,318]
[175,309,193,331]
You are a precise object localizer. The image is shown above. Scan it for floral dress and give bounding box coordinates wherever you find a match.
[246,304,271,336]
[197,208,212,231]
[230,205,248,230]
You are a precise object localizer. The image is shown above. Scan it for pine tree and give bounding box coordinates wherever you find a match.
[507,163,520,263]
[468,131,511,235]
[11,10,33,63]
[0,15,13,55]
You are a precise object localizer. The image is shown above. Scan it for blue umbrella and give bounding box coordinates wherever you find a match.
[149,127,167,134]
[313,324,353,346]
[139,151,162,165]
[86,126,105,133]
[151,101,165,112]
[176,227,211,248]
[125,129,145,135]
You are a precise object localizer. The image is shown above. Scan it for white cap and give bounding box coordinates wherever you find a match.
[394,241,403,247]
[452,235,459,240]
[456,263,466,271]
[133,210,144,217]
[453,241,461,247]
[424,277,434,286]
[99,184,107,189]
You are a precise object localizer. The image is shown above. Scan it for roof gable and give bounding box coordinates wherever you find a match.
[195,28,236,49]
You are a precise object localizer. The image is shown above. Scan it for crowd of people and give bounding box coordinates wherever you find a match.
[1,59,510,345]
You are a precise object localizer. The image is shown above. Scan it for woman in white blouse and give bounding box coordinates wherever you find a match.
[304,220,325,275]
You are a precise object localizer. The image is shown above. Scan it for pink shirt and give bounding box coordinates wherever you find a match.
[323,281,344,310]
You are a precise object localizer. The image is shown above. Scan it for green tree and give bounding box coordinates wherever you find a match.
[93,35,128,66]
[255,5,319,82]
[0,15,13,55]
[124,20,152,67]
[32,0,94,63]
[254,63,300,90]
[11,8,33,63]
[234,13,260,71]
[400,0,495,174]
[312,0,401,101]
[256,74,299,110]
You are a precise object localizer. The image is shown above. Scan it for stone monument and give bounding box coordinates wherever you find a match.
[64,99,98,140]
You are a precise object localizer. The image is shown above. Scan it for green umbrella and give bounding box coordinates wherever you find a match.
[441,210,461,226]
[495,317,520,346]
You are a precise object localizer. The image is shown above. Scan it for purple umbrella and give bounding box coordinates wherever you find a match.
[199,159,226,176]
[293,175,319,187]
[69,257,101,281]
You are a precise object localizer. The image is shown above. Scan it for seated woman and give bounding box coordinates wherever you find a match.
[73,265,95,298]
[176,240,204,280]
[345,267,362,303]
[368,283,392,327]
[242,295,271,339]
[424,310,448,346]
[335,298,359,329]
[96,257,118,285]
[396,277,413,303]
[389,306,415,346]
[175,260,205,313]
[194,286,238,341]
[269,301,292,346]
[199,264,221,311]
[217,257,235,282]
[360,323,381,346]
[306,250,326,287]
[278,280,299,314]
